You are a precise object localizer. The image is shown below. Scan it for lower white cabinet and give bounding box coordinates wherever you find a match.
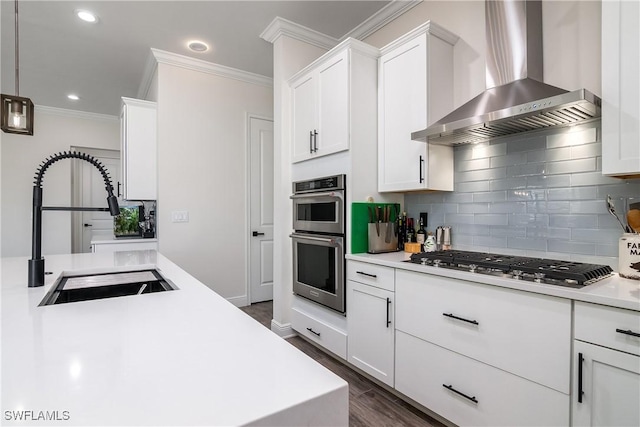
[572,340,640,427]
[291,301,347,360]
[91,239,158,253]
[396,330,569,427]
[572,302,640,426]
[395,269,571,393]
[346,280,394,386]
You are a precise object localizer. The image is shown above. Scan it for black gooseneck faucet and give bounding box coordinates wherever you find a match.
[28,151,120,287]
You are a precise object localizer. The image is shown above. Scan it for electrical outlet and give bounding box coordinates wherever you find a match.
[171,210,189,223]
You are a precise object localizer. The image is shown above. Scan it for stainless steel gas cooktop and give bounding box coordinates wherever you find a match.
[408,250,613,288]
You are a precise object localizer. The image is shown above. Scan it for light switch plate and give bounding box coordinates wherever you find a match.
[171,210,189,223]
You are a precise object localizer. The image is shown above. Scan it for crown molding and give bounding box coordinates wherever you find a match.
[138,48,273,99]
[35,105,118,122]
[137,50,159,100]
[380,20,459,55]
[260,16,338,50]
[289,38,380,84]
[342,0,423,41]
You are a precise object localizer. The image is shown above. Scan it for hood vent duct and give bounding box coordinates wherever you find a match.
[412,0,601,146]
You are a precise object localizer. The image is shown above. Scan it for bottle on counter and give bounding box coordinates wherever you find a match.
[406,218,415,243]
[397,212,405,250]
[416,217,426,249]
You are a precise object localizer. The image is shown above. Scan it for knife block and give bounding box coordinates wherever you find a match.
[368,223,398,253]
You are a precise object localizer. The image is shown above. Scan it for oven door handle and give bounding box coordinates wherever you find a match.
[290,233,342,245]
[289,191,344,201]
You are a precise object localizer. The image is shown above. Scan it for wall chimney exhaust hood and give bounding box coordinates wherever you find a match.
[412,0,601,146]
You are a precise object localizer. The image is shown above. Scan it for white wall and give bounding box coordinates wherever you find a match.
[0,108,119,257]
[363,0,601,108]
[155,63,273,302]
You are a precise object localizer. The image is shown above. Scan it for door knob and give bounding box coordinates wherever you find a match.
[84,223,93,227]
[252,231,264,237]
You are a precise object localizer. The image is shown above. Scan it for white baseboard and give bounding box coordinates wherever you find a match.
[227,295,248,307]
[271,319,295,338]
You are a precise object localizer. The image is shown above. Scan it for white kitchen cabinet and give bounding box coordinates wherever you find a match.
[291,295,347,360]
[572,302,640,426]
[394,269,571,426]
[602,0,640,177]
[395,269,572,393]
[378,22,458,192]
[572,341,640,427]
[396,330,570,427]
[289,39,378,163]
[120,97,157,200]
[346,261,394,386]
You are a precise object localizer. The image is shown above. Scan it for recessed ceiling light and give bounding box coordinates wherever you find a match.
[67,94,79,101]
[187,40,209,53]
[75,9,98,23]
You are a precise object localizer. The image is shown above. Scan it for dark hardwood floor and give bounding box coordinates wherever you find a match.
[240,301,445,427]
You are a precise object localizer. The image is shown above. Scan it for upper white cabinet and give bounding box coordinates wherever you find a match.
[289,39,378,163]
[378,22,458,192]
[120,97,157,200]
[602,0,640,177]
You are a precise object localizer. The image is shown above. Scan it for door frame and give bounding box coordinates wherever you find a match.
[70,146,120,253]
[245,113,274,306]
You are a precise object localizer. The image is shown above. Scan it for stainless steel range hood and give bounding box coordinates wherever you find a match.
[412,0,601,146]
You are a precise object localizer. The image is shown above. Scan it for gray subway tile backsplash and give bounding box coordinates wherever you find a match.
[404,121,639,269]
[545,158,597,175]
[546,127,597,148]
[455,180,491,193]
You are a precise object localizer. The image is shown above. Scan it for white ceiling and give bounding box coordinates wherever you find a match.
[1,1,392,117]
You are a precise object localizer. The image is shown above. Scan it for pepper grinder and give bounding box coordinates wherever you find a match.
[443,226,451,251]
[435,226,444,251]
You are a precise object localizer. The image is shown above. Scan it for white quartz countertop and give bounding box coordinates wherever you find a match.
[1,251,348,426]
[347,252,640,312]
[91,235,158,244]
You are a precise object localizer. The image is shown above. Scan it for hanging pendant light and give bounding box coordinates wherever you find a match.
[1,0,34,135]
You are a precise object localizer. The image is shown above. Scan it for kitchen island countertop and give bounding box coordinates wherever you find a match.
[347,252,640,312]
[1,251,348,426]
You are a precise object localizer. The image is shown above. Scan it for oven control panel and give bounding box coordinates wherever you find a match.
[293,174,345,194]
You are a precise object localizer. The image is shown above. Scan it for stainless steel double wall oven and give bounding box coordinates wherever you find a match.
[290,175,346,313]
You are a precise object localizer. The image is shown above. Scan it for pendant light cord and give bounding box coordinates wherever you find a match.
[14,0,19,96]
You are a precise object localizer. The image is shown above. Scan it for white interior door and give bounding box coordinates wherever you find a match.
[72,148,121,253]
[249,116,274,303]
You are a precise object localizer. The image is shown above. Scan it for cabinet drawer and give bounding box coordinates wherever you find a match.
[575,301,640,356]
[347,260,395,291]
[395,270,571,393]
[396,331,569,427]
[291,307,347,360]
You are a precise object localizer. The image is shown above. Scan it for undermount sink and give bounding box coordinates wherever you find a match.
[39,269,177,306]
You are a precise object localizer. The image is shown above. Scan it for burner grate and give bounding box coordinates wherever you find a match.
[515,259,613,284]
[409,250,613,286]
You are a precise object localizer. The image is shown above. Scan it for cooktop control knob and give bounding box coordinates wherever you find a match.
[512,270,523,280]
[534,272,546,283]
[468,264,477,273]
